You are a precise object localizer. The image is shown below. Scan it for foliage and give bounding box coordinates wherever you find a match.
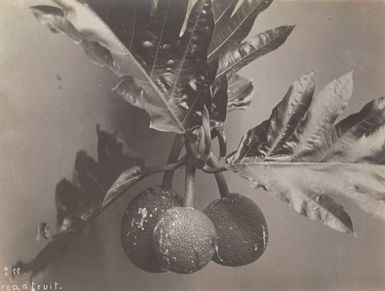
[12,0,385,282]
[227,72,385,233]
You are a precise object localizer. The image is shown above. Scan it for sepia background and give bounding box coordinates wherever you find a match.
[1,0,385,290]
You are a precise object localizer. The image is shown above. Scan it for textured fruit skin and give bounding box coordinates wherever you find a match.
[120,186,182,273]
[204,193,268,267]
[153,207,217,274]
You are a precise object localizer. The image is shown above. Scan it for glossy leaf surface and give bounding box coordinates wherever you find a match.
[32,0,215,134]
[217,25,294,78]
[227,72,385,233]
[208,0,273,61]
[227,74,254,112]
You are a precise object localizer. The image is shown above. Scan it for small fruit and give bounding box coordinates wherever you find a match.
[153,207,217,274]
[204,193,268,267]
[120,186,182,273]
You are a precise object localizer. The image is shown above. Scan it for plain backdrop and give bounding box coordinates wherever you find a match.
[1,1,385,290]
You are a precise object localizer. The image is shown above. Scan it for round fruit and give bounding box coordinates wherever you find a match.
[203,193,268,267]
[153,207,217,274]
[120,186,182,273]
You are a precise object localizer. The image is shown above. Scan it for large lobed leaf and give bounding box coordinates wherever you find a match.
[31,0,215,134]
[227,72,385,234]
[13,126,146,280]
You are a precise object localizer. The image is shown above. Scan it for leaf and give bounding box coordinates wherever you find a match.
[101,165,145,209]
[208,0,273,62]
[227,72,385,233]
[227,74,254,112]
[216,25,295,78]
[31,0,216,134]
[228,72,315,161]
[291,72,354,161]
[31,2,140,77]
[140,0,216,133]
[14,126,145,279]
[325,96,385,164]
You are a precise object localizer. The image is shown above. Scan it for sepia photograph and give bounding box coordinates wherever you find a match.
[1,0,385,290]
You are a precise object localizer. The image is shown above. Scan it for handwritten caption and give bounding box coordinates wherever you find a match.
[1,267,63,291]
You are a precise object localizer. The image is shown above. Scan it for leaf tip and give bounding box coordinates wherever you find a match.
[342,70,354,82]
[285,24,296,33]
[337,70,354,97]
[296,71,315,89]
[305,71,315,79]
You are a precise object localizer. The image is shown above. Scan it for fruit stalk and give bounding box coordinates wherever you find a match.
[208,155,229,198]
[161,135,184,189]
[184,160,196,207]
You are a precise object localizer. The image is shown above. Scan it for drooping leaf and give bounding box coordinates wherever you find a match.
[208,0,273,62]
[31,0,215,134]
[227,74,254,112]
[14,126,145,279]
[216,25,295,78]
[227,72,385,233]
[101,165,145,209]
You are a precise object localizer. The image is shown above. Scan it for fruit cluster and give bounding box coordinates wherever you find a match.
[121,185,268,274]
